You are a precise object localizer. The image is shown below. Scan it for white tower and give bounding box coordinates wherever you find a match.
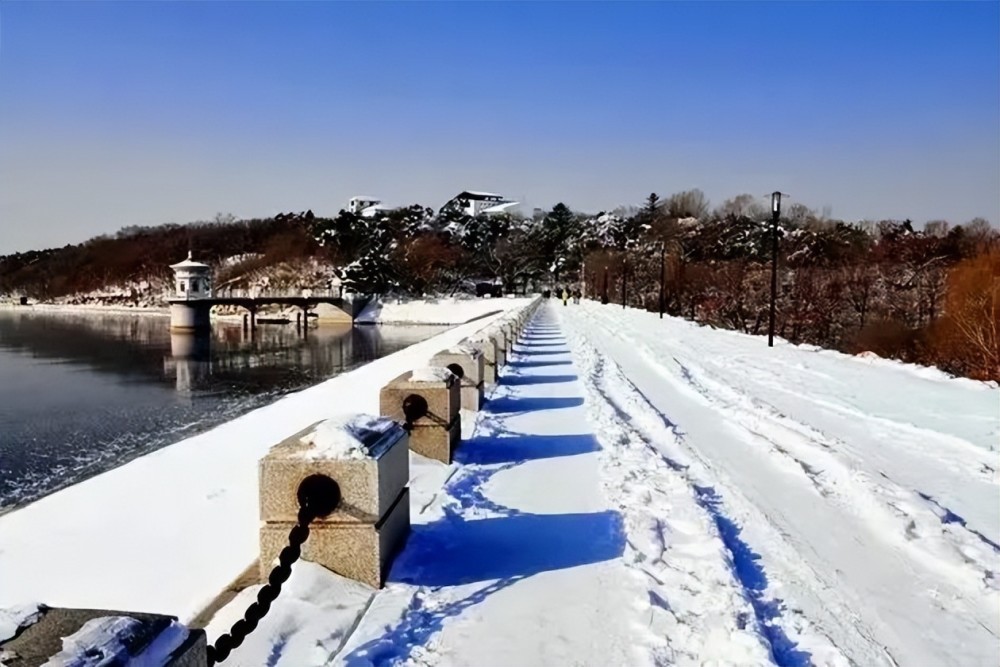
[170,252,212,300]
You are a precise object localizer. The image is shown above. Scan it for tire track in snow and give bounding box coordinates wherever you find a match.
[567,327,848,667]
[565,304,1000,665]
[660,352,1000,594]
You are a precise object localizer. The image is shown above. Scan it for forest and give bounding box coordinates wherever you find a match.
[1,191,996,380]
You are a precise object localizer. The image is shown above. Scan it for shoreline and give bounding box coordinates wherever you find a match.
[0,302,170,316]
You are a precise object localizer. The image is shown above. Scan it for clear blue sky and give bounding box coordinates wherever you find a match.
[1,1,997,253]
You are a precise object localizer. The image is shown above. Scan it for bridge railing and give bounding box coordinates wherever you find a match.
[212,286,344,300]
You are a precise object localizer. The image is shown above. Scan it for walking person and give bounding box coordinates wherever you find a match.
[561,287,569,306]
[572,288,581,305]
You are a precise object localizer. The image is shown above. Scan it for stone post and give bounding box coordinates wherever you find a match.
[258,415,410,588]
[0,608,205,666]
[379,368,460,463]
[500,320,517,354]
[489,325,509,368]
[473,332,500,386]
[431,342,485,411]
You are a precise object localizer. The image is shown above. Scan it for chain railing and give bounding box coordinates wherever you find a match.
[206,474,342,665]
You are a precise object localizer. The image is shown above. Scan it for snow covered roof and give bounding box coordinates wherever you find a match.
[169,252,210,270]
[360,204,394,218]
[482,201,519,214]
[349,196,380,202]
[457,191,505,201]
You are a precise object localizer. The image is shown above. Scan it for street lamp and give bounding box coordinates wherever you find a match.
[767,191,787,347]
[622,250,627,310]
[658,240,666,319]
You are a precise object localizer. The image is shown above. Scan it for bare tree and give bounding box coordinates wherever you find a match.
[715,193,766,220]
[664,189,710,220]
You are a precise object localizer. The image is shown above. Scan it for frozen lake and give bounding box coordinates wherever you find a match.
[0,309,446,512]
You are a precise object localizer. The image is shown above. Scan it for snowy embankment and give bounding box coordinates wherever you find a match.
[356,296,514,325]
[561,302,999,667]
[205,307,817,667]
[0,299,530,622]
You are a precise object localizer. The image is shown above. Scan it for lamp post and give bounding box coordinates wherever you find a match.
[658,240,666,319]
[767,191,786,347]
[602,266,609,304]
[622,249,628,310]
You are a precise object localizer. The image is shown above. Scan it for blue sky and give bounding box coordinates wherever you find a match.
[1,1,997,253]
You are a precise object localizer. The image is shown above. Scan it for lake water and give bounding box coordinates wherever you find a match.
[0,309,448,512]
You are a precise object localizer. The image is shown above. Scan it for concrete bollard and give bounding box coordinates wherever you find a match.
[490,325,509,367]
[380,368,461,463]
[0,608,205,666]
[500,320,517,354]
[258,415,410,588]
[472,331,500,386]
[431,342,485,411]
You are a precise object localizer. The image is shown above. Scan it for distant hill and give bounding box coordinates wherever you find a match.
[0,214,323,301]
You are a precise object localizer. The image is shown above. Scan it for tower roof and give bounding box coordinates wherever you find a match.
[169,251,210,270]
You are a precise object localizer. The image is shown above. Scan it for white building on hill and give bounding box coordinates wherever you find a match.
[444,191,519,217]
[347,196,393,217]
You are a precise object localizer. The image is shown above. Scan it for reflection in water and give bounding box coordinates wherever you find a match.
[0,310,447,512]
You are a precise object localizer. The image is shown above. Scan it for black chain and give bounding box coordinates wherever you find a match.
[207,474,340,665]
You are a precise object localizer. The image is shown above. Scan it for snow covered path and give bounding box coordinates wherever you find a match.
[560,302,1000,667]
[338,311,655,666]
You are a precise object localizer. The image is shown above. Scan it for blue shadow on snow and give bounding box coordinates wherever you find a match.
[390,510,625,587]
[499,373,578,386]
[486,396,583,413]
[342,506,624,667]
[455,433,601,466]
[513,347,568,357]
[916,491,1000,552]
[693,485,811,667]
[506,359,573,369]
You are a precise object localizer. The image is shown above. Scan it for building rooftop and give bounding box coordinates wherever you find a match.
[169,252,210,270]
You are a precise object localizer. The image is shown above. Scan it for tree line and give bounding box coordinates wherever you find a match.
[1,192,996,380]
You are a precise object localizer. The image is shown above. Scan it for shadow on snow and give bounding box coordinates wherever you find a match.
[455,433,600,466]
[485,396,583,414]
[514,348,567,357]
[499,373,578,386]
[693,485,811,667]
[506,359,573,369]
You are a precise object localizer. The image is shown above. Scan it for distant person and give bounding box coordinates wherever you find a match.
[572,289,581,304]
[561,288,569,306]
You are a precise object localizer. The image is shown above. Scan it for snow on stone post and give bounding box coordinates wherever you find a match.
[257,415,410,588]
[0,607,205,666]
[431,341,485,411]
[379,368,461,464]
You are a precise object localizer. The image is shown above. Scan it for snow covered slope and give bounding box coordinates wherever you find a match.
[561,302,999,667]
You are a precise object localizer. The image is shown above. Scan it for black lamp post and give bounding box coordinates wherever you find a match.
[658,240,666,319]
[622,249,628,310]
[767,191,785,347]
[602,266,609,304]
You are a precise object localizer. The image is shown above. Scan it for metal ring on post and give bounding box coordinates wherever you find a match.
[297,474,341,520]
[402,393,429,429]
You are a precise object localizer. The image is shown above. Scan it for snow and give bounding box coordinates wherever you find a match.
[0,603,40,644]
[409,366,454,383]
[203,562,375,667]
[0,304,527,622]
[44,616,189,667]
[356,296,528,325]
[297,414,397,460]
[559,302,1000,666]
[446,340,481,357]
[4,297,997,666]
